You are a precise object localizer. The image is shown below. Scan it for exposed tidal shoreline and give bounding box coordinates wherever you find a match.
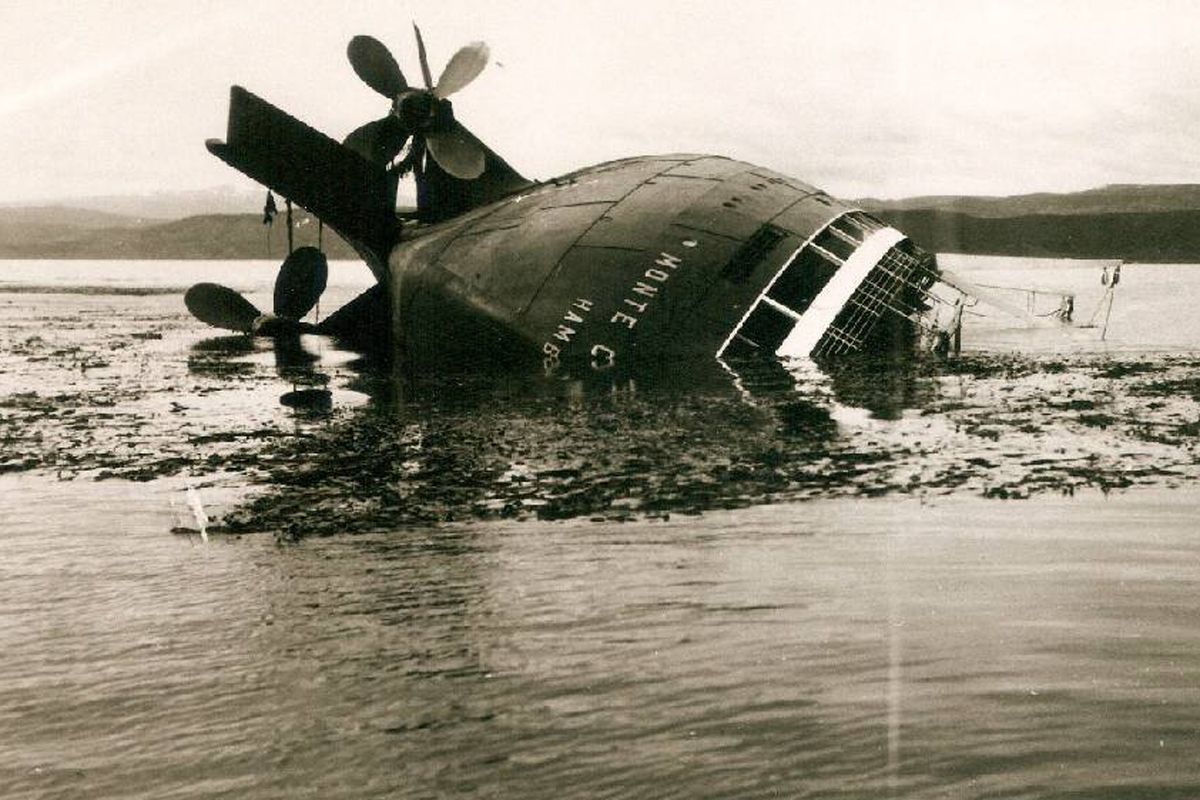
[4,299,1200,537]
[4,255,1200,538]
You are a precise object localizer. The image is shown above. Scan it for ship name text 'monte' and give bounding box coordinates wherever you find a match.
[541,251,685,371]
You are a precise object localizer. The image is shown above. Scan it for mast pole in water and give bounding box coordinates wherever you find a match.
[1100,261,1121,341]
[285,198,294,255]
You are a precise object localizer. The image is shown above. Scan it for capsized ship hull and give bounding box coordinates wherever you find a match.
[389,154,950,372]
[203,87,960,371]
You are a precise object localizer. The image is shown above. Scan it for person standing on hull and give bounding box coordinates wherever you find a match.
[392,138,475,224]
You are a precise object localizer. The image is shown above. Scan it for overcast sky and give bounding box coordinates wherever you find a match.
[3,0,1200,204]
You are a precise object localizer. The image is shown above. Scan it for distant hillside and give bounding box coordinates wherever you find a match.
[853,183,1200,260]
[0,186,267,221]
[872,208,1200,262]
[7,182,1200,261]
[0,206,163,228]
[0,211,358,260]
[0,207,162,258]
[858,184,1200,218]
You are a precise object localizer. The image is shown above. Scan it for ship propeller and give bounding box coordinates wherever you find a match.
[343,25,489,179]
[184,246,328,335]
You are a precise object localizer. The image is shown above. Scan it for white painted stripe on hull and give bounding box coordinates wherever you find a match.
[714,213,842,360]
[775,227,905,358]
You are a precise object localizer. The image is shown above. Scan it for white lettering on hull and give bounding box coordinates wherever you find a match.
[543,251,686,372]
[543,297,594,370]
[607,252,684,330]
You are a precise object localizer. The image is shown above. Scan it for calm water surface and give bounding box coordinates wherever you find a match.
[2,257,1200,799]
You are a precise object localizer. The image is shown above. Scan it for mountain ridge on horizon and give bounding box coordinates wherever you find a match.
[856,183,1200,218]
[0,185,267,221]
[0,211,358,260]
[9,180,1200,222]
[2,181,427,222]
[7,182,1200,261]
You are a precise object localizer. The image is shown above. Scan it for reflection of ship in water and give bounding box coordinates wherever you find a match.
[203,346,946,536]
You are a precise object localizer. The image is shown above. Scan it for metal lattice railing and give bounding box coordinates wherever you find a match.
[815,244,962,357]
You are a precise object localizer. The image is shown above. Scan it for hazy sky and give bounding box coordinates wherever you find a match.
[3,0,1200,203]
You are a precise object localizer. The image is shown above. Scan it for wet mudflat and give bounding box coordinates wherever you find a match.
[2,257,1200,799]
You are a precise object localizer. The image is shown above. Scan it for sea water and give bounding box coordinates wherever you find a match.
[2,257,1199,799]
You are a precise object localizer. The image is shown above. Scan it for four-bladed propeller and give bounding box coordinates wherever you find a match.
[188,24,484,342]
[185,246,328,336]
[343,25,489,179]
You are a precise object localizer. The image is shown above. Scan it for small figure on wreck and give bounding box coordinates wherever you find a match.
[392,138,477,223]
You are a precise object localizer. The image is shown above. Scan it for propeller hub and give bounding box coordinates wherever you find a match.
[394,90,453,133]
[346,31,488,180]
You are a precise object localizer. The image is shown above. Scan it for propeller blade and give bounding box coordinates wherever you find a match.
[273,246,329,320]
[185,283,261,333]
[434,42,489,98]
[343,115,410,165]
[424,122,487,179]
[347,35,408,98]
[412,23,434,89]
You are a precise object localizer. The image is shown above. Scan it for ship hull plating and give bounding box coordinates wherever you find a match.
[389,154,927,372]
